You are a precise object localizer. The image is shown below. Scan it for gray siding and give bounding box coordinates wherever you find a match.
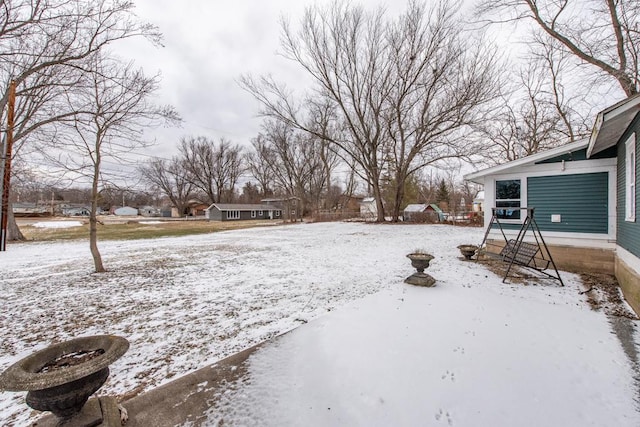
[617,113,640,257]
[209,207,223,221]
[208,206,281,221]
[528,173,609,233]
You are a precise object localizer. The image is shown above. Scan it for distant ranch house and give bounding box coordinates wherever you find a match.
[205,203,282,221]
[12,202,50,217]
[261,197,302,222]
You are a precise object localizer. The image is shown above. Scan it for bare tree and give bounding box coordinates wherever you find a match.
[246,135,276,197]
[140,157,194,216]
[0,0,162,241]
[240,1,392,221]
[44,54,179,272]
[475,56,588,164]
[213,139,244,203]
[241,0,500,221]
[476,0,640,96]
[530,38,591,141]
[382,2,500,220]
[258,120,320,215]
[180,136,244,204]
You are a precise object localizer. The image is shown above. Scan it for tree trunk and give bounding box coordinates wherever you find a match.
[372,182,385,222]
[7,201,25,241]
[90,151,105,273]
[391,177,405,223]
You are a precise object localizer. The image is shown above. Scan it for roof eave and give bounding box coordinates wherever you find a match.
[587,94,640,157]
[464,139,589,184]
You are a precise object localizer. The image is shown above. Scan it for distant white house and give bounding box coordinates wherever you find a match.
[114,206,138,216]
[360,197,377,219]
[473,191,484,212]
[139,206,161,217]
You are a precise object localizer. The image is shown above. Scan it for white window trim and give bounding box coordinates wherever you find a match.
[626,133,636,222]
[226,210,240,220]
[251,210,256,218]
[275,210,280,217]
[494,178,524,223]
[258,210,263,216]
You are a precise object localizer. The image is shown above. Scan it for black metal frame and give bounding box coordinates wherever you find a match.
[478,207,564,286]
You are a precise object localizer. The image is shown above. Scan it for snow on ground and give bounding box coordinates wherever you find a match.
[0,222,638,426]
[208,271,640,426]
[31,220,84,228]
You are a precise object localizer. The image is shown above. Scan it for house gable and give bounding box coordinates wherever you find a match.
[588,94,640,158]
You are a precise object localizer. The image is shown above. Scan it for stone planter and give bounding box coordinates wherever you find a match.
[0,335,129,421]
[405,253,436,287]
[457,244,479,260]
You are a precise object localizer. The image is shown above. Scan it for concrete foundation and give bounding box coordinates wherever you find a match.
[486,239,615,275]
[486,239,640,316]
[616,256,640,316]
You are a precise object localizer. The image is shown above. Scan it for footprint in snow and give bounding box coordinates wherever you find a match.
[441,370,455,382]
[435,408,454,425]
[453,346,465,355]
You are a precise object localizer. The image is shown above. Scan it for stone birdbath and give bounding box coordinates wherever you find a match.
[457,244,479,260]
[0,335,129,423]
[405,252,436,287]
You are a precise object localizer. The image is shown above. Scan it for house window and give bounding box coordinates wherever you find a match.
[226,210,240,220]
[251,210,256,218]
[258,210,263,216]
[495,179,521,220]
[626,134,636,222]
[275,210,280,217]
[291,210,296,217]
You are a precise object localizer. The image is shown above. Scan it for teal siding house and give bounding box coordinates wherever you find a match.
[465,138,617,246]
[465,95,640,314]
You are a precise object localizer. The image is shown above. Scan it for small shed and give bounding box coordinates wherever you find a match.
[360,197,377,219]
[205,203,282,221]
[403,204,444,222]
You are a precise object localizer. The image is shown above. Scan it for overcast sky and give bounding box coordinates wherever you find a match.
[121,0,476,160]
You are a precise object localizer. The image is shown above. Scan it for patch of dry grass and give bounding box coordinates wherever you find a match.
[17,218,283,242]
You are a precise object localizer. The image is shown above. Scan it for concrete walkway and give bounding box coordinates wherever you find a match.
[121,343,264,426]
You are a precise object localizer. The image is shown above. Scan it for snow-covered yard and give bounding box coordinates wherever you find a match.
[0,222,638,426]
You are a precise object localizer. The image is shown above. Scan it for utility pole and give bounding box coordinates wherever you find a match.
[1,80,16,251]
